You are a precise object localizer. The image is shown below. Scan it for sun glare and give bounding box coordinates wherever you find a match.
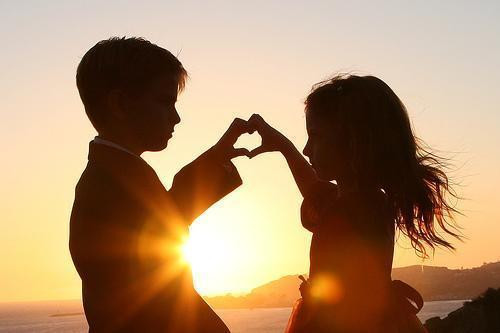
[177,210,249,296]
[180,235,196,266]
[180,228,235,273]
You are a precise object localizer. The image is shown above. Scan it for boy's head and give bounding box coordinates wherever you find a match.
[76,37,187,152]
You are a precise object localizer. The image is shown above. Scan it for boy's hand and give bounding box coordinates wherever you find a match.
[247,114,292,158]
[211,118,254,160]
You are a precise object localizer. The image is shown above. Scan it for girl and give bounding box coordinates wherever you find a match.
[248,74,460,333]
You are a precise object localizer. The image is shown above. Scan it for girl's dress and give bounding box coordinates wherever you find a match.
[285,181,427,333]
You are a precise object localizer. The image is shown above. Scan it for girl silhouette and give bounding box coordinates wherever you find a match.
[248,74,460,333]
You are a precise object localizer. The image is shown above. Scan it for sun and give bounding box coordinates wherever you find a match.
[177,210,246,296]
[180,235,204,267]
[180,226,235,274]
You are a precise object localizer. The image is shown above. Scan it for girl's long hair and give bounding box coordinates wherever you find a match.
[305,74,461,258]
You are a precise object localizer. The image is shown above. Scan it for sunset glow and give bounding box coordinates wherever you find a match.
[1,1,499,303]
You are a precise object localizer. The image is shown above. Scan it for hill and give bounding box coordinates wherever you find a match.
[205,275,303,309]
[425,288,500,332]
[204,262,500,309]
[391,261,500,301]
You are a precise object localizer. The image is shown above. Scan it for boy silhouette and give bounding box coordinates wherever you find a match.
[70,37,249,332]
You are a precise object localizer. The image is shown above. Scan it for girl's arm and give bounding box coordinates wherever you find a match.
[248,114,319,197]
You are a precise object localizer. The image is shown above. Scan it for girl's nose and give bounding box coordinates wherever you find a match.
[172,108,181,125]
[303,141,311,158]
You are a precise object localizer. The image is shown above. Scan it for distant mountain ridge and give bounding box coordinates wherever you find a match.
[392,261,500,301]
[205,261,500,309]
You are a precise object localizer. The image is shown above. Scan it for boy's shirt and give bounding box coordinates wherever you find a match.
[92,136,143,160]
[69,141,239,332]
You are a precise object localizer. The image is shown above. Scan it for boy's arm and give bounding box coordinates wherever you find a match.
[168,118,250,223]
[168,147,242,223]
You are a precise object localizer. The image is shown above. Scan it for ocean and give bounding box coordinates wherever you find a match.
[0,300,465,332]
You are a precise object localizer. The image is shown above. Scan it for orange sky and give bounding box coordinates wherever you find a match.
[1,1,499,302]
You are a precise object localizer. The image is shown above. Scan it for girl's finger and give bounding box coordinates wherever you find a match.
[248,146,268,158]
[229,148,251,159]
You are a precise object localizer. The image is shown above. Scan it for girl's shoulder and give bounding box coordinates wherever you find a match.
[301,181,391,233]
[340,188,390,213]
[300,181,338,232]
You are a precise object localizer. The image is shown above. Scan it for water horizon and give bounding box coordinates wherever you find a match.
[0,299,467,333]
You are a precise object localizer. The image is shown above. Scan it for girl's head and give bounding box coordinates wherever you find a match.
[304,74,460,257]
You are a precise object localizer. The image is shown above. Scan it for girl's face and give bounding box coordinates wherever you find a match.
[303,112,347,181]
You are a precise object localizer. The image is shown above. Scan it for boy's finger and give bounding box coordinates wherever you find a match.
[230,118,253,135]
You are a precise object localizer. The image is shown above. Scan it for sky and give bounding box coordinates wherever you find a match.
[0,1,499,302]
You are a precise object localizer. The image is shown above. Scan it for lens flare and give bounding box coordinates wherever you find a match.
[310,273,344,304]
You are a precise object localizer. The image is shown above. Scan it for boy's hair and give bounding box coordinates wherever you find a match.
[76,37,187,131]
[305,74,461,258]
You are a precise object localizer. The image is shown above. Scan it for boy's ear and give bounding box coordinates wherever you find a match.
[107,89,128,120]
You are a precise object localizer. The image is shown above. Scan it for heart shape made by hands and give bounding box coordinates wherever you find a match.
[233,131,263,156]
[218,115,278,159]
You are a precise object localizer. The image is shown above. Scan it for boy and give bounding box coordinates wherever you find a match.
[70,37,248,332]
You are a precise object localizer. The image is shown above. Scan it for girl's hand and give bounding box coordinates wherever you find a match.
[248,114,318,197]
[247,114,293,158]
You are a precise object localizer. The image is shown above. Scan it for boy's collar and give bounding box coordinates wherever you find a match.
[93,136,144,161]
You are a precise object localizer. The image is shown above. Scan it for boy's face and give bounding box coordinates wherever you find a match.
[126,74,181,152]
